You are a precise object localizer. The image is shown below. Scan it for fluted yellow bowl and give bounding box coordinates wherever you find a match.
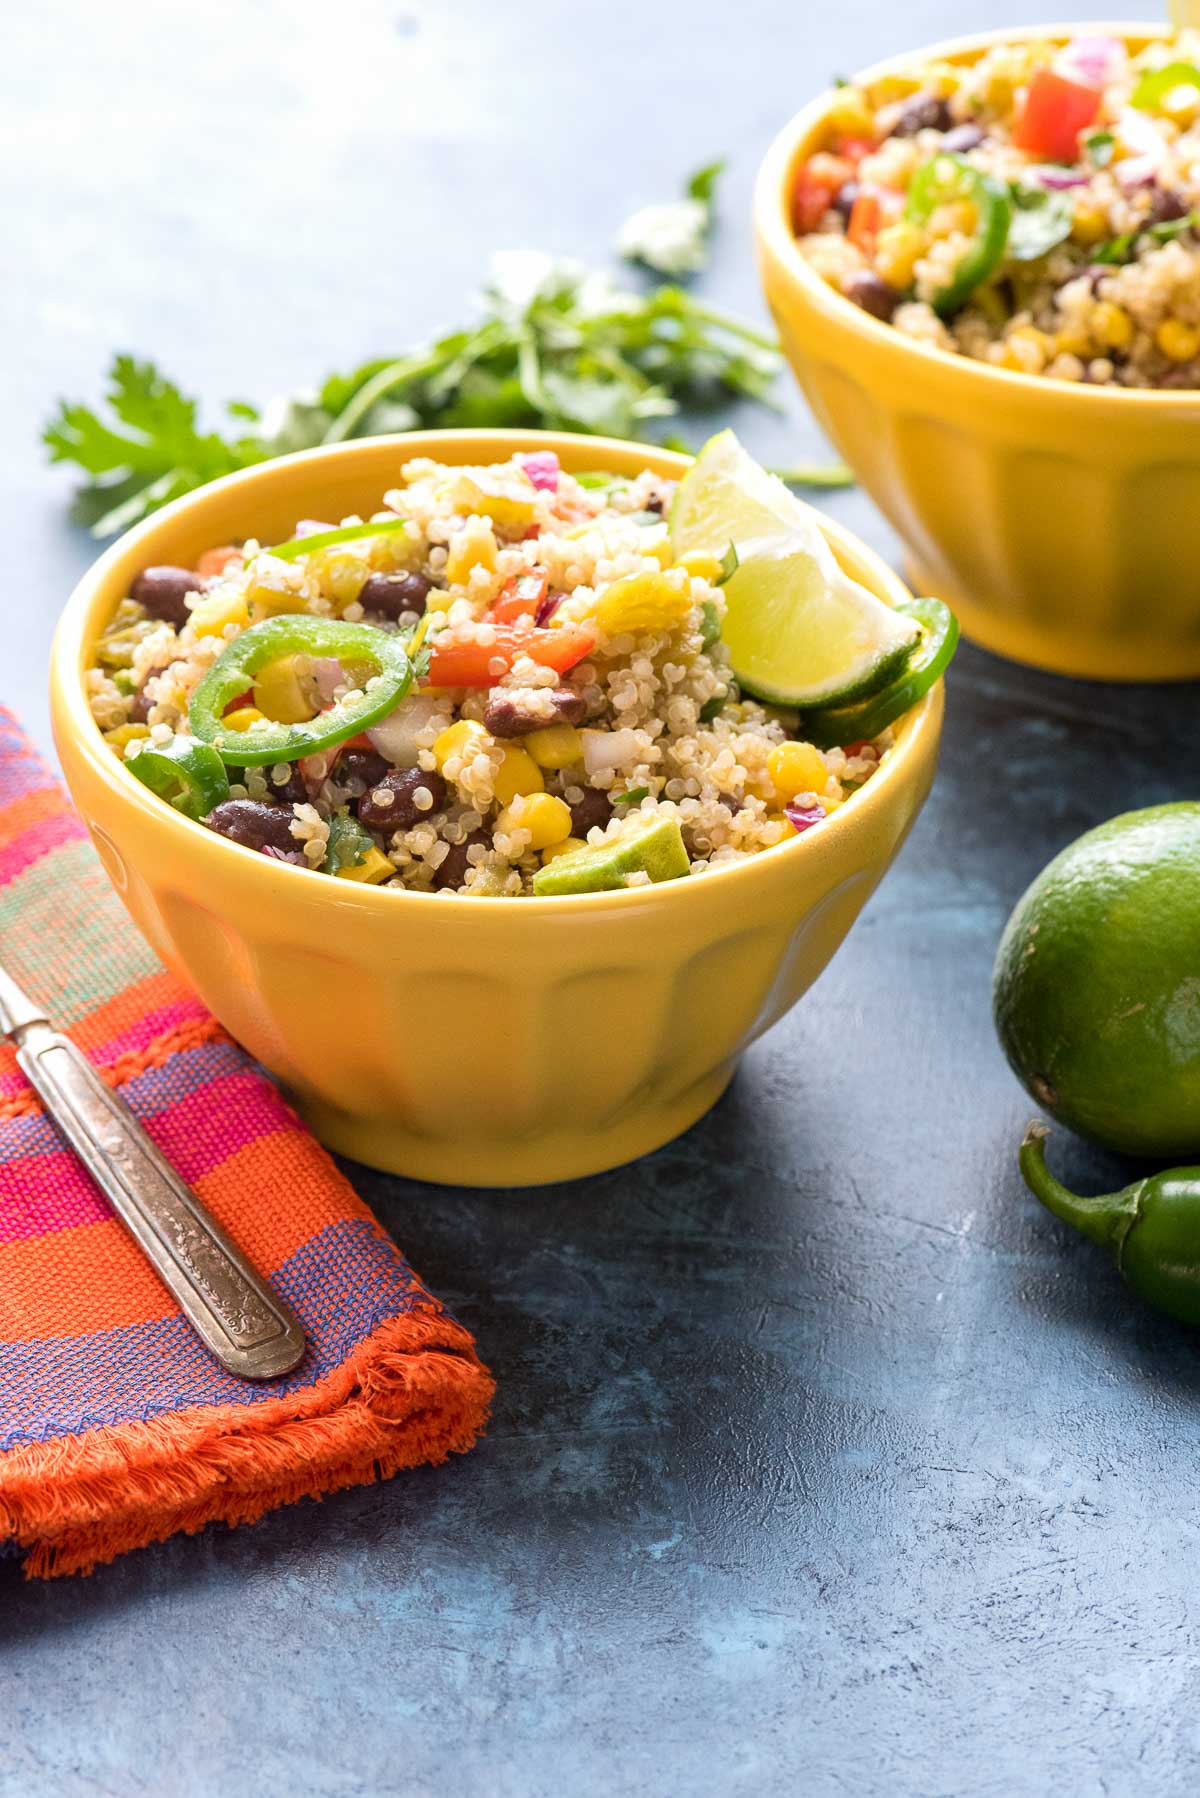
[755,21,1200,683]
[51,430,942,1186]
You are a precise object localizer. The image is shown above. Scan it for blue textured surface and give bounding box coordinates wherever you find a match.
[5,3,1200,1793]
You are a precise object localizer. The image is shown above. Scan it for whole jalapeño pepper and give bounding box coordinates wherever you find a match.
[1020,1123,1200,1327]
[905,153,1012,317]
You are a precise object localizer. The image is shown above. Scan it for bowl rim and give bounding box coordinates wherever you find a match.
[52,428,943,917]
[753,18,1200,410]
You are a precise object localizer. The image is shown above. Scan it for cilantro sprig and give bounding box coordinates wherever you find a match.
[44,251,811,537]
[616,159,726,277]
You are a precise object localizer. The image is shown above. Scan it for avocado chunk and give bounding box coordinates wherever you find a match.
[533,813,690,896]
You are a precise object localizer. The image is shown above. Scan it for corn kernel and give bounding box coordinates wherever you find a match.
[541,836,586,865]
[525,724,583,770]
[442,472,536,529]
[826,87,874,138]
[675,551,725,584]
[1092,302,1133,351]
[767,741,828,803]
[253,655,313,725]
[105,723,151,752]
[246,572,307,622]
[444,517,498,585]
[593,570,692,635]
[222,705,267,734]
[1156,318,1200,363]
[924,59,961,97]
[335,846,394,885]
[1055,326,1094,359]
[1002,327,1051,374]
[1071,199,1110,245]
[494,745,544,805]
[874,220,925,290]
[867,71,922,106]
[1161,86,1200,128]
[189,590,250,637]
[432,718,489,772]
[497,792,572,851]
[307,547,372,607]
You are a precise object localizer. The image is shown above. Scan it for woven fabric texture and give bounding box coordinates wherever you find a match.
[0,708,492,1577]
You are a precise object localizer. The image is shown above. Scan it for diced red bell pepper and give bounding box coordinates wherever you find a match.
[196,545,243,579]
[791,164,837,234]
[1012,67,1101,162]
[425,621,596,687]
[840,136,877,166]
[223,688,254,715]
[490,573,548,624]
[847,186,903,251]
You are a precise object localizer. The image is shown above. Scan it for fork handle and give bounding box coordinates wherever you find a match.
[16,1022,306,1380]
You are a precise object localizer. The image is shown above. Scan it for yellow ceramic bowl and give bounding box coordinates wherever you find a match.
[755,22,1200,683]
[51,430,942,1187]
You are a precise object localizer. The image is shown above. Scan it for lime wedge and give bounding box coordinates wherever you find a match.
[670,430,918,708]
[533,814,689,896]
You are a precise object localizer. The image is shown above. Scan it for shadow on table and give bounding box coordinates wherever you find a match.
[6,1065,1200,1641]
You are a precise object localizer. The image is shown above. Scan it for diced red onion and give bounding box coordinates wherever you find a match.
[262,845,305,864]
[518,451,559,492]
[366,691,445,766]
[1115,155,1159,190]
[1033,166,1089,190]
[784,802,826,834]
[1057,35,1124,88]
[534,591,562,627]
[312,657,344,703]
[582,727,639,775]
[1116,106,1161,157]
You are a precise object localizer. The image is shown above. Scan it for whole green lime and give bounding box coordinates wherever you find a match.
[994,803,1200,1158]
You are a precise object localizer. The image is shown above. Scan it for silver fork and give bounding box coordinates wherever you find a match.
[0,962,306,1380]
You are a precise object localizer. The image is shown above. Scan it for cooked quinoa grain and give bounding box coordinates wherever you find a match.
[89,452,893,895]
[793,31,1200,388]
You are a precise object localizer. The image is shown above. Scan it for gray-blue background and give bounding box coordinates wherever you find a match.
[5,4,1199,1794]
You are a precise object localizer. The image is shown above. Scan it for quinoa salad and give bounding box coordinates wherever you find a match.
[793,31,1200,387]
[87,451,893,898]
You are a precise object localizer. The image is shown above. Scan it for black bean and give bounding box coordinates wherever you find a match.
[641,493,664,515]
[205,799,297,855]
[357,571,431,619]
[128,665,166,725]
[833,181,860,227]
[483,687,588,737]
[337,748,390,792]
[890,94,953,137]
[130,566,206,630]
[357,767,447,832]
[568,786,613,838]
[844,271,900,322]
[263,762,309,805]
[942,123,985,153]
[433,829,490,891]
[1147,186,1188,226]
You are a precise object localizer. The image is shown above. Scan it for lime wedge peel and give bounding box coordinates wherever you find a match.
[670,430,919,709]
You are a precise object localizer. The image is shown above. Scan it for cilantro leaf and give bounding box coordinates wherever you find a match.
[1084,129,1115,168]
[1006,185,1075,262]
[43,355,267,535]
